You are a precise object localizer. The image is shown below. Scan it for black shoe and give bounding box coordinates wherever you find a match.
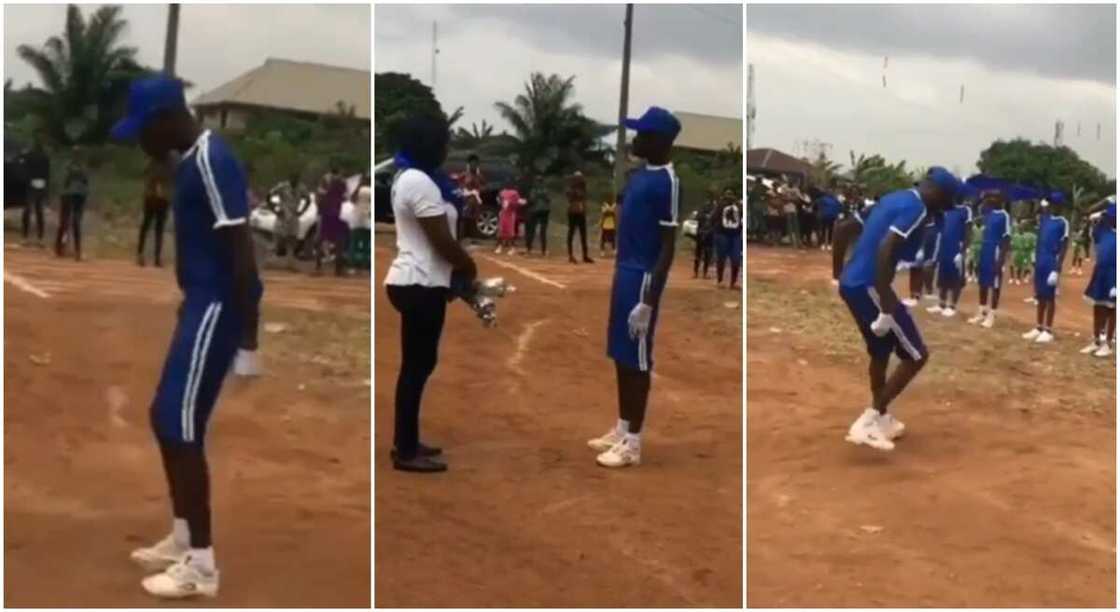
[390,443,442,460]
[582,256,594,264]
[392,455,447,473]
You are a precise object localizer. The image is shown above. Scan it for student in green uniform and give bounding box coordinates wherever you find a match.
[1010,221,1036,285]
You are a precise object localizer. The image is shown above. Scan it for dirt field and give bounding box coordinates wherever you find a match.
[3,244,371,607]
[373,237,743,607]
[746,245,1116,607]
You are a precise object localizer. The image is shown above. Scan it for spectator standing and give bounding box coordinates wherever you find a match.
[22,134,50,247]
[56,147,90,261]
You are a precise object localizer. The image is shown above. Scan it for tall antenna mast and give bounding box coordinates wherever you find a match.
[431,21,439,89]
[746,64,756,150]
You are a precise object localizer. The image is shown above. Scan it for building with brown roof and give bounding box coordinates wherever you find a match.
[192,58,370,131]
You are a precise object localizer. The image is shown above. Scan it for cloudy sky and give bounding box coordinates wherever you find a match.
[4,4,369,98]
[748,4,1116,178]
[374,4,743,134]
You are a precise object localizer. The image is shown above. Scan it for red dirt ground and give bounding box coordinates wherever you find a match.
[373,239,743,607]
[4,245,371,607]
[746,245,1116,607]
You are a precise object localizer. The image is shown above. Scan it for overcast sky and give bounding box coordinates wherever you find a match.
[4,4,369,99]
[374,4,743,135]
[748,4,1116,178]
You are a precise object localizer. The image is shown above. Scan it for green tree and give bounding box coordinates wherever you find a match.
[977,138,1110,200]
[16,4,150,145]
[809,154,840,188]
[373,72,450,157]
[452,119,495,150]
[493,72,612,176]
[847,151,912,196]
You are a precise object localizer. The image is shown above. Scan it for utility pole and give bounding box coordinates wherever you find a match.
[746,63,755,150]
[612,3,633,195]
[163,4,180,76]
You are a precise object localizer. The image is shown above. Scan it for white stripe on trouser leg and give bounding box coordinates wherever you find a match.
[182,302,221,442]
[866,288,922,360]
[638,273,652,371]
[182,303,218,441]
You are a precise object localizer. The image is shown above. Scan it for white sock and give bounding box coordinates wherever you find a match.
[624,432,641,450]
[616,419,629,435]
[172,518,190,548]
[188,547,216,573]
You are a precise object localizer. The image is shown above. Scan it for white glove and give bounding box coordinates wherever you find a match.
[232,349,262,377]
[1110,287,1116,298]
[627,303,653,339]
[953,253,963,269]
[830,278,839,287]
[1047,271,1059,287]
[869,313,894,337]
[915,249,925,263]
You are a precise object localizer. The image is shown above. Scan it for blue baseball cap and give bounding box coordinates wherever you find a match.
[624,106,681,139]
[111,76,188,141]
[1048,191,1066,205]
[926,166,962,200]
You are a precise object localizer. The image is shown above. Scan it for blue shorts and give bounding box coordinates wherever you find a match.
[1034,260,1058,300]
[977,244,1002,289]
[607,266,662,372]
[937,253,962,290]
[1083,263,1115,307]
[153,296,245,444]
[714,231,743,264]
[840,285,928,362]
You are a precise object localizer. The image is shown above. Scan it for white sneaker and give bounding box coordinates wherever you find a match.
[1022,328,1042,340]
[878,412,906,441]
[1024,297,1037,304]
[923,293,938,302]
[494,246,503,254]
[844,408,895,451]
[941,307,957,318]
[1080,341,1101,354]
[587,428,626,452]
[1094,344,1113,358]
[1035,330,1054,344]
[981,312,996,328]
[967,312,985,325]
[596,439,640,468]
[902,297,918,308]
[141,556,219,599]
[926,304,944,314]
[130,534,187,572]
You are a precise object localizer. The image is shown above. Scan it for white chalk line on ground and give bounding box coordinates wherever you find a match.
[4,272,51,299]
[480,255,567,289]
[507,319,548,375]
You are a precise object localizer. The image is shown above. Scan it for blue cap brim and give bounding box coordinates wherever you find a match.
[623,118,644,132]
[110,115,143,141]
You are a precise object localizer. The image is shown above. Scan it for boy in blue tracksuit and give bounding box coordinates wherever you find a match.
[1080,199,1116,356]
[111,77,262,598]
[968,190,1012,328]
[833,167,959,451]
[928,195,973,317]
[587,107,680,469]
[1023,193,1071,343]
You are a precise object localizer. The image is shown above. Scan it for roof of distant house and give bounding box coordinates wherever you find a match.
[746,148,813,177]
[674,111,743,153]
[192,58,370,119]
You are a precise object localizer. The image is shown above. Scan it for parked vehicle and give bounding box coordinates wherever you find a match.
[249,174,363,259]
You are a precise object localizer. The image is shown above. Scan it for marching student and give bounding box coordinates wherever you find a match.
[1079,199,1116,357]
[968,191,1012,328]
[1022,193,1071,343]
[927,193,973,317]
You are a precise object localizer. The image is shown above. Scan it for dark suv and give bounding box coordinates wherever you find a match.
[373,156,519,238]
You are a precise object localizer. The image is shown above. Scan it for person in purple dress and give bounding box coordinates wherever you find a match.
[316,166,350,276]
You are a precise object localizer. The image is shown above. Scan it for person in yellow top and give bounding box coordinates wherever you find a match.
[599,194,618,257]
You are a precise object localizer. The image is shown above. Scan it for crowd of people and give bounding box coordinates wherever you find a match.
[8,131,373,276]
[455,154,742,289]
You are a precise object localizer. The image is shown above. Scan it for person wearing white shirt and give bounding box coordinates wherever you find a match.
[384,115,478,473]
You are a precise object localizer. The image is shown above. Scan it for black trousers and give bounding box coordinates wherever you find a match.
[138,198,169,263]
[820,217,835,245]
[22,186,46,241]
[56,194,86,257]
[567,212,589,259]
[525,211,550,254]
[694,233,714,276]
[387,284,449,458]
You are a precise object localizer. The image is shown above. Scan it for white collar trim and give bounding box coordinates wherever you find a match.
[182,129,211,159]
[646,162,674,170]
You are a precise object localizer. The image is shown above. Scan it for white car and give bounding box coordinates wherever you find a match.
[682,210,700,238]
[249,174,366,256]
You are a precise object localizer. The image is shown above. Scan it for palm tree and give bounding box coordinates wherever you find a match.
[453,120,495,149]
[493,72,611,176]
[16,5,148,144]
[809,155,840,188]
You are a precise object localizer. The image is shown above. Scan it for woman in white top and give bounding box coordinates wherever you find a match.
[384,115,478,473]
